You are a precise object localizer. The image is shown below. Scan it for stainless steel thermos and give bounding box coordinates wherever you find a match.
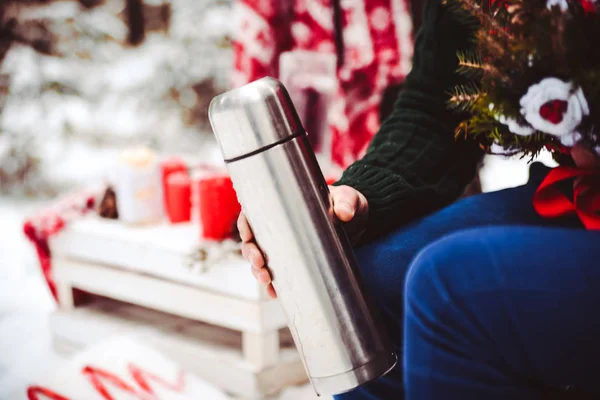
[208,77,396,396]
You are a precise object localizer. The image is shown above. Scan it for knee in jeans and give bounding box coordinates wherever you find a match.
[404,229,483,310]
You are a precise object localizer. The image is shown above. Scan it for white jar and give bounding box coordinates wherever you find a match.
[112,147,164,225]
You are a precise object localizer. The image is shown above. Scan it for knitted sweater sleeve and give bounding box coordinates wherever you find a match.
[334,0,483,241]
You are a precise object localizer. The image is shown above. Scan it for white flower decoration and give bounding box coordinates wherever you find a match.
[488,103,535,136]
[546,0,569,11]
[558,132,583,147]
[496,114,536,136]
[490,142,517,156]
[519,77,589,141]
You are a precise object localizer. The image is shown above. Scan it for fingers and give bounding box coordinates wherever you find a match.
[237,212,253,242]
[238,213,277,298]
[266,284,277,299]
[250,265,271,285]
[331,185,359,222]
[242,241,274,297]
[249,264,276,298]
[241,242,265,269]
[330,185,369,245]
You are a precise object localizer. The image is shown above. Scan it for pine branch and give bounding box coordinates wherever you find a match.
[456,0,514,42]
[442,0,483,33]
[456,50,510,84]
[454,121,469,139]
[455,116,499,140]
[448,92,481,111]
[448,83,484,112]
[457,51,488,72]
[475,29,505,56]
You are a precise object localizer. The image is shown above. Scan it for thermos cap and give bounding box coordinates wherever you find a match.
[209,77,304,161]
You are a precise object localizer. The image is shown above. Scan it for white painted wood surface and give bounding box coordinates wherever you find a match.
[54,258,288,333]
[50,217,263,301]
[242,330,280,369]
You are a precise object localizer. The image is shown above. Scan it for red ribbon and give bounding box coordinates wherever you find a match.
[533,166,600,229]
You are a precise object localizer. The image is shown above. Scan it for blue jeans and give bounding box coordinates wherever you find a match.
[336,163,600,400]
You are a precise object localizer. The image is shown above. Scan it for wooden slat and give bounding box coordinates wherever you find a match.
[54,259,288,333]
[242,331,280,369]
[50,217,263,301]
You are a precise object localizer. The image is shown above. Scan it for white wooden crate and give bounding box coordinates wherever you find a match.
[50,298,307,399]
[49,217,308,398]
[50,218,262,300]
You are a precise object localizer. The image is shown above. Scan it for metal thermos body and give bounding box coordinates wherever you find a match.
[208,77,397,396]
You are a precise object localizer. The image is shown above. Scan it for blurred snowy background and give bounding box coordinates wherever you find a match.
[0,0,232,196]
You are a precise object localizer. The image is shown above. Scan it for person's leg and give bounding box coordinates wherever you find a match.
[404,226,600,400]
[335,163,581,400]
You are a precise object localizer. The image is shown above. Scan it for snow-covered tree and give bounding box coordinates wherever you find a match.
[0,0,233,195]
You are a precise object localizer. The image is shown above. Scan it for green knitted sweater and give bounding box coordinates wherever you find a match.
[334,0,484,241]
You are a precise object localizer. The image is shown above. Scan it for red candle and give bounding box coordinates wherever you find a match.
[160,157,188,212]
[196,173,241,241]
[166,172,191,223]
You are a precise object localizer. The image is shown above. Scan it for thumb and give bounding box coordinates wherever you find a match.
[331,186,358,221]
[331,185,368,222]
[331,185,369,245]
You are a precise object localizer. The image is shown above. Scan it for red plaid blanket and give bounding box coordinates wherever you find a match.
[232,0,414,168]
[23,187,104,302]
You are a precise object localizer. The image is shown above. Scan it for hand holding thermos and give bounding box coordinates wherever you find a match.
[238,184,369,299]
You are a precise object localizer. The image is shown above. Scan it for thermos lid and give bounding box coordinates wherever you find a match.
[209,77,304,161]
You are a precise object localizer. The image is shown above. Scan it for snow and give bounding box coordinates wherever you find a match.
[0,197,59,400]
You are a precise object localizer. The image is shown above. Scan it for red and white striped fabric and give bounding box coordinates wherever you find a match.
[27,337,228,400]
[23,187,103,302]
[232,0,414,168]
